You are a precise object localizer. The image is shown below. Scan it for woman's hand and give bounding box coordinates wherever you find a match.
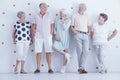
[29,41,33,45]
[54,35,61,41]
[13,40,16,44]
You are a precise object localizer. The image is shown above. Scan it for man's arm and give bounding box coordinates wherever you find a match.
[50,23,54,35]
[31,23,36,42]
[87,25,92,36]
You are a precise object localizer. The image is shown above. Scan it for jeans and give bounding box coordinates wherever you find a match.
[74,33,89,69]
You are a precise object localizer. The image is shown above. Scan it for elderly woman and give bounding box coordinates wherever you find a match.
[12,11,32,74]
[53,9,71,73]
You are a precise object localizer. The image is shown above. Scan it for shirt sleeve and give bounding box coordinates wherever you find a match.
[13,22,16,29]
[14,24,16,28]
[29,22,32,28]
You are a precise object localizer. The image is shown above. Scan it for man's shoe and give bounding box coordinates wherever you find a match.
[78,69,88,74]
[48,69,54,73]
[34,69,40,73]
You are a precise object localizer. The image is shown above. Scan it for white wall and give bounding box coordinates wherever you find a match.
[0,0,120,73]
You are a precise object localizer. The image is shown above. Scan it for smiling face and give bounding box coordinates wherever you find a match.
[20,14,25,20]
[59,9,67,19]
[17,11,26,20]
[98,16,105,23]
[98,13,108,24]
[39,3,48,14]
[78,3,86,14]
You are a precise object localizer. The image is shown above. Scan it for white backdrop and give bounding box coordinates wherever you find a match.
[0,0,120,73]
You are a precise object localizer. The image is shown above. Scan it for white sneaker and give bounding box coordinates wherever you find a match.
[60,66,66,73]
[65,53,71,65]
[98,66,107,74]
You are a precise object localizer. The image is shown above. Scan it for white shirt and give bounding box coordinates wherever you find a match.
[92,23,114,45]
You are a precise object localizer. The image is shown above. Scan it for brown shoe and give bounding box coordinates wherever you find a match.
[82,69,88,73]
[78,69,88,74]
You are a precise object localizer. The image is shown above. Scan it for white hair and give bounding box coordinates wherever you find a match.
[17,11,25,18]
[59,8,67,15]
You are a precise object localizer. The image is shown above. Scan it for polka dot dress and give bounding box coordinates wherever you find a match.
[14,21,31,42]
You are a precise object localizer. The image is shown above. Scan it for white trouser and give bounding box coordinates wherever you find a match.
[74,33,89,69]
[16,41,30,61]
[94,45,107,71]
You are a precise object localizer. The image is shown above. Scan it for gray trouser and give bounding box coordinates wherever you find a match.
[94,45,107,71]
[74,33,89,69]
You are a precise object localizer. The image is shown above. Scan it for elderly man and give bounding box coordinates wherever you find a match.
[32,3,54,73]
[71,3,91,74]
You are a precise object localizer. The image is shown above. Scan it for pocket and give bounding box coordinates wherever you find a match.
[74,33,80,40]
[74,33,79,37]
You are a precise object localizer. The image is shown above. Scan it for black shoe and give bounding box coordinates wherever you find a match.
[48,69,54,73]
[34,69,40,73]
[20,71,27,74]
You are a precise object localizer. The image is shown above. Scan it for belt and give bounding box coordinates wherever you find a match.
[77,31,87,34]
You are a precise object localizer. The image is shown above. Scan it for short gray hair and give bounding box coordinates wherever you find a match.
[39,2,47,8]
[79,3,87,10]
[17,11,25,18]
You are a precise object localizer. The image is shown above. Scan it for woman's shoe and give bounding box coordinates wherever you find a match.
[60,66,67,73]
[14,68,18,74]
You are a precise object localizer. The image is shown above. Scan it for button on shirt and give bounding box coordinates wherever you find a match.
[71,13,91,32]
[32,12,54,39]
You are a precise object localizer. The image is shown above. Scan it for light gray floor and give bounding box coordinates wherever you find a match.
[0,72,120,80]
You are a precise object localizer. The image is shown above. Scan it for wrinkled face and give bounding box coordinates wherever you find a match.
[59,11,66,18]
[20,14,25,20]
[78,4,86,13]
[98,16,105,23]
[40,3,48,13]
